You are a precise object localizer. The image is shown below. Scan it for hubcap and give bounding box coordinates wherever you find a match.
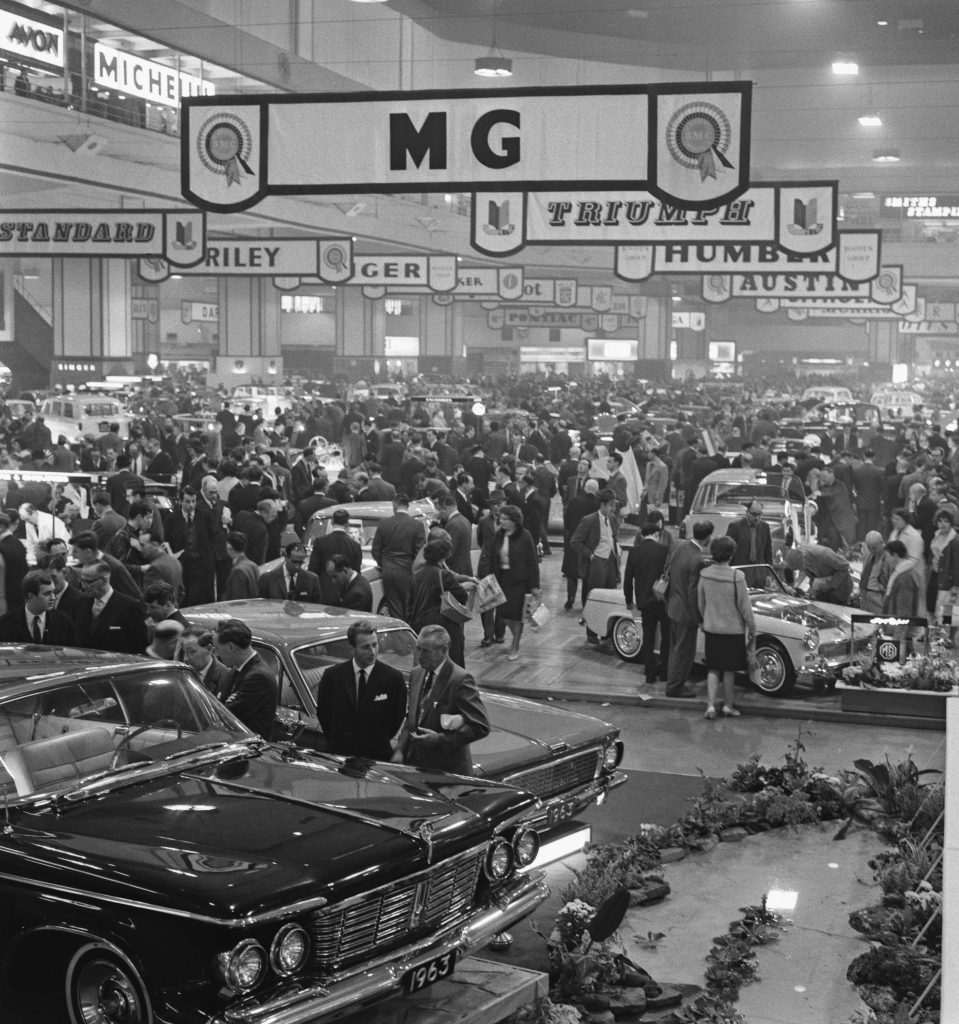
[756,649,785,691]
[614,620,642,657]
[76,959,145,1024]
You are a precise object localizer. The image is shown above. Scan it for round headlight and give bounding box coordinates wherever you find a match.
[511,826,540,868]
[219,939,267,993]
[602,740,623,771]
[484,837,514,881]
[803,628,819,651]
[270,923,310,977]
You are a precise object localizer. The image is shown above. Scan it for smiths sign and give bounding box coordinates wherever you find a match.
[0,209,206,266]
[94,43,214,109]
[181,82,751,213]
[0,8,64,68]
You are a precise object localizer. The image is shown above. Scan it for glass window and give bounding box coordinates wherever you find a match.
[292,628,417,697]
[253,643,296,711]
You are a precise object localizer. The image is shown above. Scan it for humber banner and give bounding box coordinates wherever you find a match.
[181,83,751,213]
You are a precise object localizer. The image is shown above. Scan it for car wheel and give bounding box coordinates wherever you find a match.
[65,944,152,1024]
[751,640,796,697]
[611,617,643,662]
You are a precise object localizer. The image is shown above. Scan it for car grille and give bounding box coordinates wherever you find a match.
[820,635,873,662]
[308,848,483,970]
[503,750,601,799]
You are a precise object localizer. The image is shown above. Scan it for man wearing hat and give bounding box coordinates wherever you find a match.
[476,489,505,645]
[212,618,278,739]
[571,488,622,643]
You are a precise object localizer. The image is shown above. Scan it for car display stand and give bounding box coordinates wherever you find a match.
[335,957,548,1024]
[834,680,957,720]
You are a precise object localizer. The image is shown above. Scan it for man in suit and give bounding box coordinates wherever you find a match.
[664,519,714,698]
[435,492,473,576]
[290,447,318,503]
[362,463,397,502]
[396,625,490,775]
[860,530,890,614]
[180,626,234,695]
[0,511,28,613]
[142,580,190,633]
[623,523,671,683]
[258,542,322,602]
[770,462,806,503]
[212,618,277,739]
[725,501,773,587]
[70,530,141,604]
[233,499,277,567]
[452,472,478,522]
[73,560,148,655]
[222,531,260,600]
[0,569,77,645]
[571,488,622,643]
[139,530,184,602]
[853,447,885,540]
[37,551,84,618]
[309,507,363,604]
[371,494,427,621]
[605,452,629,513]
[166,487,214,607]
[316,620,406,759]
[91,491,126,551]
[325,554,374,611]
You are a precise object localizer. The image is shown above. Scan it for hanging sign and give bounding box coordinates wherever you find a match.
[181,300,219,323]
[350,255,456,291]
[181,82,751,213]
[898,321,959,335]
[137,236,353,283]
[492,308,601,330]
[704,264,902,302]
[476,181,835,258]
[757,285,919,318]
[0,8,64,68]
[0,209,206,266]
[131,298,159,323]
[358,266,524,300]
[94,43,214,108]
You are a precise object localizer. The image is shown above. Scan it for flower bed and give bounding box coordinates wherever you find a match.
[837,648,959,719]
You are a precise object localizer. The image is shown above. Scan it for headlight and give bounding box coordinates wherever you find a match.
[803,628,819,651]
[217,939,267,993]
[270,923,310,976]
[484,837,514,881]
[602,740,624,771]
[511,826,540,868]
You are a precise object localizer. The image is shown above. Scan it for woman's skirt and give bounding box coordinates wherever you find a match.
[703,631,747,672]
[495,574,528,620]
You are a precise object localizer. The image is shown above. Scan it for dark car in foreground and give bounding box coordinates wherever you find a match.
[0,646,547,1024]
[187,600,627,834]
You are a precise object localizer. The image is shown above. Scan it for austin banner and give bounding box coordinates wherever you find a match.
[702,264,902,302]
[1,209,206,266]
[476,182,836,258]
[182,83,751,213]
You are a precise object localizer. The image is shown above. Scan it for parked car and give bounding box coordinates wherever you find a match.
[38,392,135,444]
[187,600,627,834]
[582,563,874,696]
[0,645,547,1024]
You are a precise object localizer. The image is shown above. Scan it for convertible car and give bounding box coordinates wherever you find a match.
[583,563,874,697]
[187,600,627,835]
[0,646,547,1024]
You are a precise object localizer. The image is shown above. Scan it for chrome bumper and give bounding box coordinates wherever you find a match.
[218,870,549,1024]
[523,770,628,832]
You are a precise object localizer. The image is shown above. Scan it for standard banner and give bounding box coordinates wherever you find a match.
[615,229,881,282]
[136,236,352,282]
[476,181,836,258]
[703,264,902,302]
[0,209,206,266]
[182,83,751,213]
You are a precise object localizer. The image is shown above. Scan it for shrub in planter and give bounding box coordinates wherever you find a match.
[846,944,936,1001]
[561,837,662,906]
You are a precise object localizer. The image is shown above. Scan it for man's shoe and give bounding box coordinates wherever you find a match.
[564,600,574,610]
[493,637,505,644]
[666,687,697,699]
[480,638,493,648]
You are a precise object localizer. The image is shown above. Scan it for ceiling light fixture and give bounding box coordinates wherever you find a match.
[858,113,882,126]
[872,148,901,163]
[832,60,859,75]
[474,48,512,77]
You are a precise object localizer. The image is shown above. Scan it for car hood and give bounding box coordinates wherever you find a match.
[474,694,615,777]
[749,592,850,631]
[9,749,535,922]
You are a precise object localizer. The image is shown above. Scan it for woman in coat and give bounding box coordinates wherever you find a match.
[561,479,599,610]
[407,536,474,668]
[929,510,959,621]
[482,504,541,661]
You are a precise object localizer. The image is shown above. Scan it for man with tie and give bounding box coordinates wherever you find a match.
[315,621,407,760]
[0,570,77,645]
[623,523,671,683]
[212,618,277,740]
[726,501,773,587]
[179,626,234,696]
[571,488,622,643]
[258,542,322,602]
[167,487,217,607]
[73,560,148,655]
[395,625,489,776]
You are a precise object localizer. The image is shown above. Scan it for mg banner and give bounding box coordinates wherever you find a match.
[182,83,751,213]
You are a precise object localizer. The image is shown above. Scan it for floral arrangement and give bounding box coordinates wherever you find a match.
[840,648,959,693]
[551,899,595,952]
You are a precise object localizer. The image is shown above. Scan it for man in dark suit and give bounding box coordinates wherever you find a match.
[362,463,397,502]
[436,492,474,576]
[258,542,322,602]
[212,618,277,739]
[180,626,234,695]
[222,532,261,600]
[853,447,885,540]
[295,477,336,533]
[664,519,714,698]
[623,523,671,683]
[571,489,622,642]
[74,560,148,655]
[370,494,427,620]
[452,472,478,522]
[0,511,28,613]
[291,447,318,503]
[90,491,126,551]
[0,569,77,645]
[396,625,490,775]
[316,620,407,759]
[70,530,141,604]
[37,551,84,618]
[327,554,374,611]
[233,499,277,567]
[309,507,363,604]
[725,501,773,587]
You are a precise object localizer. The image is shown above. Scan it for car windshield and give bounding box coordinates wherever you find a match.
[0,667,249,801]
[693,482,789,512]
[82,403,120,417]
[293,628,417,695]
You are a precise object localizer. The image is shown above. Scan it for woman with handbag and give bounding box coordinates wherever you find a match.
[697,535,756,720]
[482,504,541,662]
[407,537,475,668]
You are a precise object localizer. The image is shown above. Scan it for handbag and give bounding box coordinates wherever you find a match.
[746,642,762,686]
[652,572,670,601]
[438,568,472,624]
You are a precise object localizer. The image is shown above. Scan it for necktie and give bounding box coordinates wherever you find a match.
[357,668,367,705]
[288,571,296,597]
[32,616,42,644]
[418,670,434,725]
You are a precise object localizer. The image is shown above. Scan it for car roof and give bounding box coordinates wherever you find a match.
[186,600,411,643]
[309,500,433,523]
[0,645,158,698]
[697,468,776,485]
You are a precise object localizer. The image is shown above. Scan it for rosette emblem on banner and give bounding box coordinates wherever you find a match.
[188,106,262,211]
[318,239,353,283]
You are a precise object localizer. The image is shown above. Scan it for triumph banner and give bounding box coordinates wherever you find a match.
[615,229,881,283]
[137,236,353,283]
[182,83,751,213]
[475,181,836,258]
[703,264,902,303]
[0,209,206,266]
